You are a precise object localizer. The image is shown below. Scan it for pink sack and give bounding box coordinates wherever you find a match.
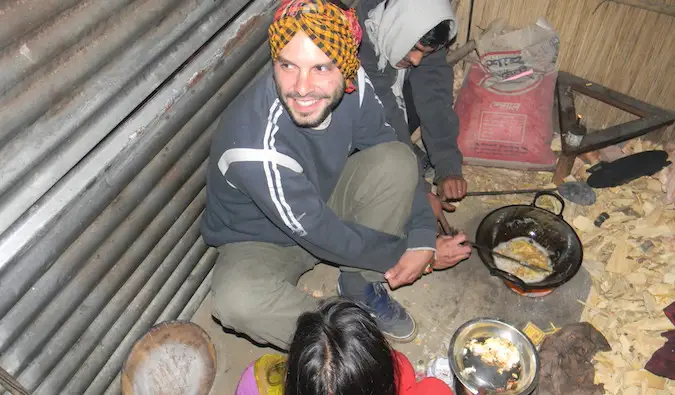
[455,62,558,170]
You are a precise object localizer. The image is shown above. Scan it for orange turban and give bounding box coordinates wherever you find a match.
[268,0,363,92]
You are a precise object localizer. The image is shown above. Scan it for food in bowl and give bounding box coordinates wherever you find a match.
[462,336,522,391]
[493,237,552,283]
[465,337,520,372]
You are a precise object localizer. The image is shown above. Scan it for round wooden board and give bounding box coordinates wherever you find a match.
[121,321,217,395]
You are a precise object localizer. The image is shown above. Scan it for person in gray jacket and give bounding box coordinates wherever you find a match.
[356,0,468,235]
[200,0,471,350]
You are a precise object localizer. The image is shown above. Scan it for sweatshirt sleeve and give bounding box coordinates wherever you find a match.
[353,69,437,252]
[407,49,464,181]
[355,26,412,146]
[226,156,407,270]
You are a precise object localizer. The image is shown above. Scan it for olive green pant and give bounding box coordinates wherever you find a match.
[210,142,418,349]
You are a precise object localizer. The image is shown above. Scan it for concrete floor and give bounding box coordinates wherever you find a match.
[192,196,592,394]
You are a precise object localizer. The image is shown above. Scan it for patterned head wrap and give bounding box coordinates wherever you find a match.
[269,0,363,92]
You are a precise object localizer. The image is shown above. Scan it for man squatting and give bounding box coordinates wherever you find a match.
[201,0,471,349]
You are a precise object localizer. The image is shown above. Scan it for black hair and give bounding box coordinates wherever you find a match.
[419,20,453,49]
[284,298,398,395]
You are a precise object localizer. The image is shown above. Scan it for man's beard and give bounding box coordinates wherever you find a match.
[275,79,346,128]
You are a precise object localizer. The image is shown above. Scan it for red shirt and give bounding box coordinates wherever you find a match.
[394,351,455,395]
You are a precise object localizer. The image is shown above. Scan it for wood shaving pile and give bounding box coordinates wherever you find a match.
[459,138,674,394]
[570,138,674,395]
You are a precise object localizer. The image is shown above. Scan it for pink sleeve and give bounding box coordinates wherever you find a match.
[393,350,417,394]
[415,377,455,395]
[393,350,455,395]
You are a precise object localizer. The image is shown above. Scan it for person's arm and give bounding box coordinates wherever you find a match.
[407,49,463,181]
[352,68,437,254]
[355,2,412,147]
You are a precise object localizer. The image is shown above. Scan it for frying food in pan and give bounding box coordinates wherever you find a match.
[493,237,553,283]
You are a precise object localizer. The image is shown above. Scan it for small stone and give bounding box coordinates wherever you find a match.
[639,240,655,253]
[594,212,610,227]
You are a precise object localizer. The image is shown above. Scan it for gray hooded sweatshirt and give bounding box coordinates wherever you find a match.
[357,0,463,181]
[201,66,436,270]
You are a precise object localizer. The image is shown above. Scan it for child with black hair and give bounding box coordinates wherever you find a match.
[235,298,454,395]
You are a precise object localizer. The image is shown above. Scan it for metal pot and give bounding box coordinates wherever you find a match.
[474,192,583,295]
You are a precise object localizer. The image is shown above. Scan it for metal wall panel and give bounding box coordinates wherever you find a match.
[0,0,278,393]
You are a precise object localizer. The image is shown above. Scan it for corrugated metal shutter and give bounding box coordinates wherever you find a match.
[0,0,278,393]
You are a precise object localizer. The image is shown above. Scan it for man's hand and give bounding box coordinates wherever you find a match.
[438,175,467,201]
[427,192,456,235]
[434,233,472,269]
[385,249,434,289]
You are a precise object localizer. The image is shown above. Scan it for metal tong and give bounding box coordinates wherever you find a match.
[440,226,552,274]
[469,242,552,274]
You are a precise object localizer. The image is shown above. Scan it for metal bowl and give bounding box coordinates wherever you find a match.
[449,318,540,395]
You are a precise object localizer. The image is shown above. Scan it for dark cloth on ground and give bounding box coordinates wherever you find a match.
[534,322,611,395]
[645,301,675,379]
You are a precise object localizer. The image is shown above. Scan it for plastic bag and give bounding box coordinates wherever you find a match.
[426,357,455,388]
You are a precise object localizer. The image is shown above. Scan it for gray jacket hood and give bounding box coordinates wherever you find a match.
[364,0,458,70]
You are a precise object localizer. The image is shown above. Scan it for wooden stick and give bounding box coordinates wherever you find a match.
[446,40,476,65]
[595,0,675,17]
[553,82,582,184]
[576,299,612,316]
[0,367,30,395]
[411,127,422,145]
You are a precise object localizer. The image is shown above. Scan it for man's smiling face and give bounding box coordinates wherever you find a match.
[273,30,346,128]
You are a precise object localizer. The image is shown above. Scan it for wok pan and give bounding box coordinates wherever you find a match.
[474,192,583,296]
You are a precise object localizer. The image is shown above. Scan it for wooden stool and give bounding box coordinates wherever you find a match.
[552,72,675,185]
